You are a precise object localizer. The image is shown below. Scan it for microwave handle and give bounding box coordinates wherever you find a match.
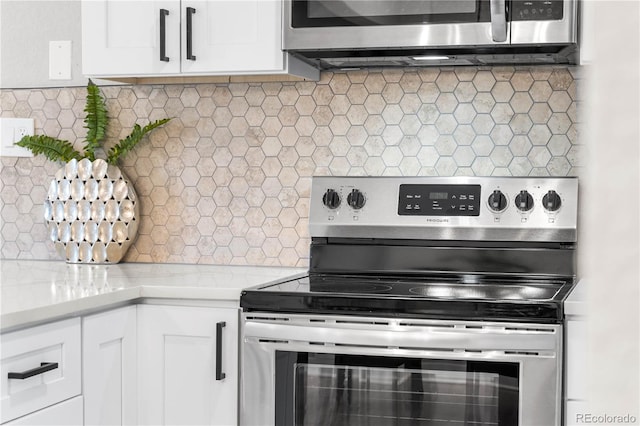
[490,0,508,42]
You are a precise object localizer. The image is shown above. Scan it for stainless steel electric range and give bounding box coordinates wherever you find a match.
[240,176,578,426]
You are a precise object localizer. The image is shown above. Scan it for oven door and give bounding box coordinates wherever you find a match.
[278,353,518,425]
[241,313,562,426]
[283,0,508,51]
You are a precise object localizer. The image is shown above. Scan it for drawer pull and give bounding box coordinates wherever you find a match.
[8,362,59,380]
[216,321,226,380]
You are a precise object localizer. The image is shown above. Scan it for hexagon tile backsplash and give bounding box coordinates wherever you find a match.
[0,67,582,267]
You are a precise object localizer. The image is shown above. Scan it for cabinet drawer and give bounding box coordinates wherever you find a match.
[4,396,83,425]
[1,318,81,423]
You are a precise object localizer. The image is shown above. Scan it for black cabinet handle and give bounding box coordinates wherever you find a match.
[8,362,59,380]
[216,321,226,380]
[186,7,196,60]
[160,9,170,62]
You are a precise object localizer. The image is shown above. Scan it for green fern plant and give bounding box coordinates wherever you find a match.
[16,79,170,165]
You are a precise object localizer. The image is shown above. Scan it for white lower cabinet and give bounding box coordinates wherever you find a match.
[3,302,239,426]
[565,316,587,426]
[565,399,589,426]
[5,396,84,426]
[137,304,239,426]
[1,318,82,424]
[83,306,137,425]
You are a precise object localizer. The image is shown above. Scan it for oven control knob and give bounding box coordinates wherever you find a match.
[347,189,366,210]
[542,190,562,212]
[515,190,534,212]
[488,190,507,212]
[322,189,341,209]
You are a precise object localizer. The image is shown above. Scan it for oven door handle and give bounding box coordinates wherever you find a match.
[244,321,557,352]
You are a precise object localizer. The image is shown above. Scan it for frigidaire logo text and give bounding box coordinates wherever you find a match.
[425,218,449,223]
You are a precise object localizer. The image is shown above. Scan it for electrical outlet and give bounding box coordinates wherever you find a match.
[0,118,35,157]
[16,127,29,139]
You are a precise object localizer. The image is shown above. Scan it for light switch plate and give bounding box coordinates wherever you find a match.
[49,40,72,80]
[0,118,35,157]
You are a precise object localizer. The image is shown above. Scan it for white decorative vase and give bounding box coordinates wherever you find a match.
[44,158,139,264]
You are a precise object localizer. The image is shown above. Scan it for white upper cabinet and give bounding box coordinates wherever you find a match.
[82,1,181,76]
[181,1,283,74]
[81,0,318,80]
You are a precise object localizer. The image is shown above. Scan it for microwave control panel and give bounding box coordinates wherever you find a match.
[511,0,563,21]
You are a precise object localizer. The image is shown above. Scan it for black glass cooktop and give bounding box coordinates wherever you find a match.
[240,273,575,323]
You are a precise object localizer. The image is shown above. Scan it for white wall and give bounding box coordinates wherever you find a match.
[580,0,640,420]
[0,1,85,88]
[0,2,3,86]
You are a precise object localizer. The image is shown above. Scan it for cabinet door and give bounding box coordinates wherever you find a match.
[82,0,181,76]
[83,306,137,426]
[565,318,587,401]
[138,305,239,426]
[181,0,284,74]
[565,400,589,426]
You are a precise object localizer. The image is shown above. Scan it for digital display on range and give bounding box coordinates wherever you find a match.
[429,192,448,200]
[398,184,481,216]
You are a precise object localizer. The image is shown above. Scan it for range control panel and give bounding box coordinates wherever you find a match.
[309,176,579,243]
[398,184,481,216]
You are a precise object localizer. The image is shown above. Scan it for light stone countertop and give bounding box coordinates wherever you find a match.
[1,259,305,332]
[1,259,585,331]
[564,278,587,317]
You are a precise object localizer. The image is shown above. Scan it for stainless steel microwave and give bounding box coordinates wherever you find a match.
[283,0,579,68]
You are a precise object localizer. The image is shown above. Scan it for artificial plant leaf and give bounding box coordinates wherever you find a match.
[83,79,108,161]
[107,118,171,165]
[16,135,83,163]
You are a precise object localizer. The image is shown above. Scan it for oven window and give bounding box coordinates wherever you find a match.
[276,352,518,426]
[292,0,491,27]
